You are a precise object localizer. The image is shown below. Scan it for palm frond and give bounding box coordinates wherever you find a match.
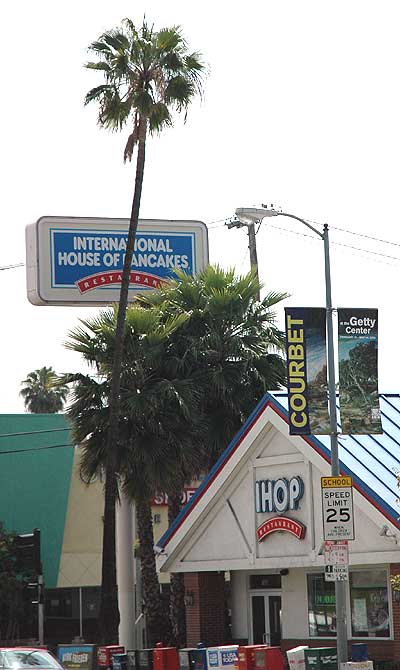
[84,84,114,106]
[148,102,172,133]
[85,62,112,73]
[164,76,195,111]
[101,30,130,53]
[88,40,113,56]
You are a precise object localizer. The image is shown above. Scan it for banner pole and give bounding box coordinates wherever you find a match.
[323,223,348,666]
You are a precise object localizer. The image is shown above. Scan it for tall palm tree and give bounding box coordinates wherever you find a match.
[20,366,68,413]
[140,266,287,461]
[84,18,205,640]
[139,266,288,643]
[62,305,201,645]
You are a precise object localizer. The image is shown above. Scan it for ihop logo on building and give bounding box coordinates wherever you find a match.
[255,476,304,514]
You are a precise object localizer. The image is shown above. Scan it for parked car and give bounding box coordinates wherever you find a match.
[0,649,63,670]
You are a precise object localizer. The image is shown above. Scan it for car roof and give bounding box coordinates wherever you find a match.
[0,648,47,652]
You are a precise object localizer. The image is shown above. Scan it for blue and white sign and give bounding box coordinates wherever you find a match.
[206,647,238,670]
[26,216,209,305]
[208,652,219,667]
[57,644,95,670]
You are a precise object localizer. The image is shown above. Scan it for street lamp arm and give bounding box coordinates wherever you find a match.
[279,212,324,239]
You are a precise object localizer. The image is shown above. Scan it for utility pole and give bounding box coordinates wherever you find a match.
[226,216,261,300]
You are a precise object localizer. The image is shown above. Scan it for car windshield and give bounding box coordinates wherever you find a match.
[4,651,61,669]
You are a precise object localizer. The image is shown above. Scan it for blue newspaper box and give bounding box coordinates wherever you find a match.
[192,644,208,670]
[112,655,128,670]
[351,645,368,662]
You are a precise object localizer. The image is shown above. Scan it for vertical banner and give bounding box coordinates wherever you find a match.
[285,307,330,435]
[338,308,382,434]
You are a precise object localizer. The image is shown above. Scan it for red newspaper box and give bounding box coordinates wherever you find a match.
[153,646,179,670]
[237,646,269,670]
[98,647,125,670]
[254,648,285,670]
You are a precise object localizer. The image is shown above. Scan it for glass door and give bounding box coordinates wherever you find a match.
[250,592,282,646]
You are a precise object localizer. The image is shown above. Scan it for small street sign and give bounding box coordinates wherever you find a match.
[325,564,349,582]
[324,540,349,566]
[321,476,355,541]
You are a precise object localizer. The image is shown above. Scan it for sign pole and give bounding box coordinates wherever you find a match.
[323,224,348,665]
[38,573,44,646]
[236,208,350,664]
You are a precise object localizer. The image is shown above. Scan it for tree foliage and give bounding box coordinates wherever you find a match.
[339,341,379,405]
[0,524,30,642]
[20,366,68,413]
[83,17,205,641]
[138,266,287,467]
[62,305,201,645]
[85,18,205,160]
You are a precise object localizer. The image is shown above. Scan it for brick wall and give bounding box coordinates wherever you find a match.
[390,563,400,659]
[184,572,226,647]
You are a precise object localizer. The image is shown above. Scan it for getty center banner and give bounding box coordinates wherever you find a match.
[337,308,382,434]
[285,307,330,435]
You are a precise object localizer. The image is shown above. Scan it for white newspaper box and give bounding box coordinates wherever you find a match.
[206,646,238,670]
[340,663,374,670]
[286,646,309,670]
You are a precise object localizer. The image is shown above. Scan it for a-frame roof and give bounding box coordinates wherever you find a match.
[156,392,400,553]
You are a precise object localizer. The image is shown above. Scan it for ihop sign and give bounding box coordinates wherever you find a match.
[255,476,304,514]
[26,216,208,306]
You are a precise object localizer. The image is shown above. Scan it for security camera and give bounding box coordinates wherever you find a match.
[380,525,389,536]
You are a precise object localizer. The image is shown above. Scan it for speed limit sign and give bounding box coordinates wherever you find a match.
[321,476,355,541]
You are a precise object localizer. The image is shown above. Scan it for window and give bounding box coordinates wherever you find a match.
[45,586,100,619]
[307,569,390,638]
[307,573,336,637]
[45,588,73,618]
[3,651,62,670]
[350,570,389,638]
[250,574,282,589]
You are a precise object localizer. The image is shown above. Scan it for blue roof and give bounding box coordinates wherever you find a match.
[157,392,400,550]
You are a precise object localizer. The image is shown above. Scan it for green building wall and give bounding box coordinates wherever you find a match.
[0,414,74,587]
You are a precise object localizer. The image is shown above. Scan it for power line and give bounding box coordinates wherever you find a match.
[0,263,24,271]
[307,221,400,249]
[266,222,400,263]
[0,442,75,455]
[0,427,71,439]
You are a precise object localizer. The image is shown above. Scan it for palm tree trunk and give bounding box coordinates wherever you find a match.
[98,464,120,643]
[98,116,147,641]
[136,497,169,647]
[168,490,186,647]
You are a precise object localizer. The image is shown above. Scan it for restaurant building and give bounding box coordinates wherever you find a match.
[156,392,400,661]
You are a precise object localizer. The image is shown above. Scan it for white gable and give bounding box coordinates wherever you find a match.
[158,403,400,574]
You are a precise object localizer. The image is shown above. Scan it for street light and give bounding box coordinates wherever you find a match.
[235,205,348,665]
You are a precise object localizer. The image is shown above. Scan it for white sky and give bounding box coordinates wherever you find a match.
[1,0,399,412]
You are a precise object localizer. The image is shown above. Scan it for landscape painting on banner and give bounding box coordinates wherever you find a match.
[338,308,382,434]
[285,307,330,435]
